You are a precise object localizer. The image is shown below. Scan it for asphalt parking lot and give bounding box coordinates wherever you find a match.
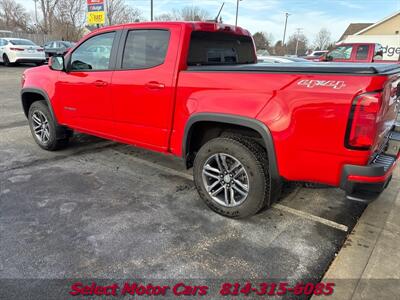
[0,64,398,299]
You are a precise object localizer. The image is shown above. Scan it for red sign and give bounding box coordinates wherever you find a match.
[87,0,104,5]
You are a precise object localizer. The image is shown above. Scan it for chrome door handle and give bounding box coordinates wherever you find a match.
[145,81,165,90]
[94,80,108,87]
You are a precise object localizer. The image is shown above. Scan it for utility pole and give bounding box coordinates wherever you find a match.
[235,0,243,27]
[33,0,38,24]
[150,0,153,21]
[192,0,194,21]
[282,12,290,46]
[295,28,303,56]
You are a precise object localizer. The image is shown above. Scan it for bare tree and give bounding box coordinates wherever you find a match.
[179,6,209,21]
[155,13,175,21]
[155,6,209,21]
[314,28,331,50]
[53,0,85,41]
[39,0,61,33]
[286,33,308,55]
[273,40,285,56]
[106,0,142,25]
[253,32,273,52]
[0,0,33,32]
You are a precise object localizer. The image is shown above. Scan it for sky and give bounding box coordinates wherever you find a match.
[16,0,400,43]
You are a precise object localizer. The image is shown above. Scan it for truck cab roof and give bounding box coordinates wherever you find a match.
[89,21,252,37]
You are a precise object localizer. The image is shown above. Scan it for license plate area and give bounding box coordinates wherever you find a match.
[385,131,400,156]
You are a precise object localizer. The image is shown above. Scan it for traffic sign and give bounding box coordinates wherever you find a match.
[88,4,104,12]
[87,0,104,5]
[87,0,105,25]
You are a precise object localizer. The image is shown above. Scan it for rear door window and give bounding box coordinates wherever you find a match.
[121,30,170,69]
[356,45,369,60]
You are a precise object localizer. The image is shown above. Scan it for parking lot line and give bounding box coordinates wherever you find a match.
[273,203,349,232]
[114,150,350,232]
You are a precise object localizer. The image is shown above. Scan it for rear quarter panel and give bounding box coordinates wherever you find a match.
[171,71,278,154]
[172,71,388,186]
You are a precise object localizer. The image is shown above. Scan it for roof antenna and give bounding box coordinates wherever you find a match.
[215,2,225,23]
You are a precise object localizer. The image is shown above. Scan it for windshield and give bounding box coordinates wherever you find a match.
[9,39,36,46]
[328,45,353,60]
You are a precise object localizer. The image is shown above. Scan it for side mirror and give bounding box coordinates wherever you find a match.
[49,55,65,71]
[71,60,92,70]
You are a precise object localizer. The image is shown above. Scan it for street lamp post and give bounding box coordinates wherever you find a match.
[235,0,243,27]
[295,28,303,56]
[282,12,290,46]
[33,0,38,24]
[150,0,153,21]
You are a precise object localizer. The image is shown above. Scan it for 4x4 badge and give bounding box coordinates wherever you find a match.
[297,79,346,89]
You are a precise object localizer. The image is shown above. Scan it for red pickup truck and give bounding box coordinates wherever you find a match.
[21,22,400,218]
[320,43,399,63]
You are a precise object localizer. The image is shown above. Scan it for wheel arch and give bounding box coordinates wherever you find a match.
[182,113,281,194]
[21,88,58,123]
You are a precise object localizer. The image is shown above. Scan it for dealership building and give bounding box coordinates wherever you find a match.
[339,11,400,60]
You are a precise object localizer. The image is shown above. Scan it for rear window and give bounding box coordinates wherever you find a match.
[188,31,255,66]
[61,41,73,48]
[9,39,36,46]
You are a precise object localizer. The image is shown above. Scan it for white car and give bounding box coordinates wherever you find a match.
[0,38,46,66]
[309,50,328,57]
[303,50,329,61]
[257,56,310,63]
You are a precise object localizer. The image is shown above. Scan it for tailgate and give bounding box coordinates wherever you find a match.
[372,74,400,153]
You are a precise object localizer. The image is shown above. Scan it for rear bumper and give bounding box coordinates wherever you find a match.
[340,127,400,201]
[15,58,46,63]
[9,52,45,63]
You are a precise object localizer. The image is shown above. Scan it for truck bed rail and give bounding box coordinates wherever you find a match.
[187,62,400,75]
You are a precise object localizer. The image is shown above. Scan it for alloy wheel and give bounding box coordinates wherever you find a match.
[202,153,250,207]
[31,111,50,144]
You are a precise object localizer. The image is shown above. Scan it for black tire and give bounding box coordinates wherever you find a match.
[193,136,271,218]
[28,101,71,151]
[3,54,12,67]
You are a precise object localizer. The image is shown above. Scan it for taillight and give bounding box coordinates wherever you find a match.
[9,47,24,51]
[37,48,44,52]
[345,92,382,150]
